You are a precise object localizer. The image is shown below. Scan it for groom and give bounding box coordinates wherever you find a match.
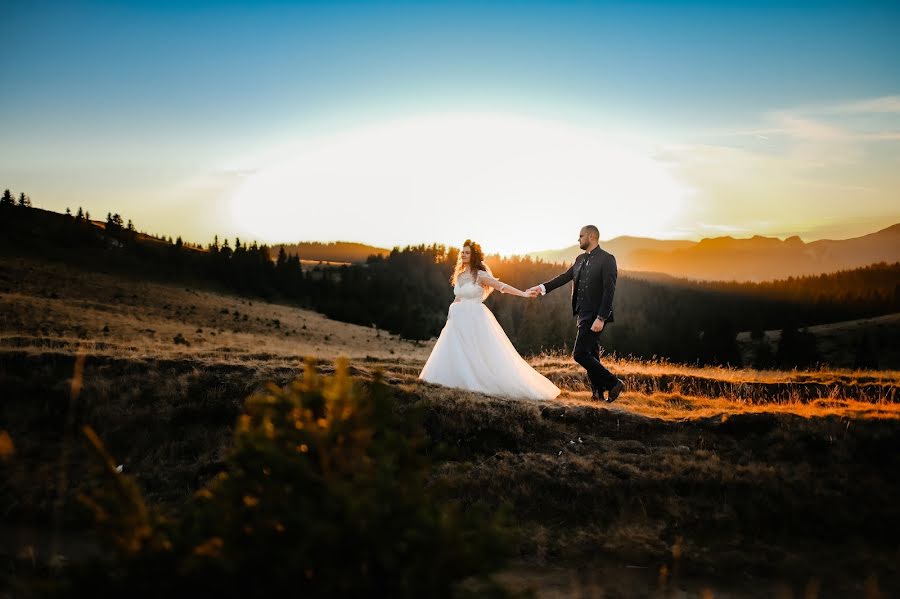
[527,225,625,403]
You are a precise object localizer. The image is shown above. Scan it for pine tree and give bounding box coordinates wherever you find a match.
[0,189,14,206]
[107,213,123,229]
[17,192,31,207]
[76,207,84,220]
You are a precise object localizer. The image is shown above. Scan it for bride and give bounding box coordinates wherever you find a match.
[418,240,561,400]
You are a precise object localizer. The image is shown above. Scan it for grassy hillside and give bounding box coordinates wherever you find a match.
[276,241,390,264]
[0,256,427,362]
[2,256,899,596]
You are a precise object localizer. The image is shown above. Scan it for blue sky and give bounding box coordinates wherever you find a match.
[2,0,899,251]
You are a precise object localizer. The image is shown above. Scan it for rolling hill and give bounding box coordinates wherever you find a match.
[275,241,390,264]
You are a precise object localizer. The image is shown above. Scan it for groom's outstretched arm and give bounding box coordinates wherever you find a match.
[538,263,575,295]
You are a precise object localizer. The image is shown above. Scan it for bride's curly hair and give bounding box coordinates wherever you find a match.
[451,240,494,297]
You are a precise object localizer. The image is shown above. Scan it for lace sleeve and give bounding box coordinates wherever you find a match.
[476,270,503,290]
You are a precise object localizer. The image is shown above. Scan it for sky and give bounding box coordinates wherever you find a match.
[2,0,899,255]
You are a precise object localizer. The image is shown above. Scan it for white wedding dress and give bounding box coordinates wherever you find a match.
[418,270,560,400]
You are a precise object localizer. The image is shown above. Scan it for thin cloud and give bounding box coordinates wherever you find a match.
[768,112,847,141]
[698,95,900,142]
[824,95,900,114]
[858,131,900,141]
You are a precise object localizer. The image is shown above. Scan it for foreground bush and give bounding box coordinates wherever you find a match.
[60,358,512,598]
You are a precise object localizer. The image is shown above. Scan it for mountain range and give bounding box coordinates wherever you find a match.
[273,224,900,282]
[527,224,900,282]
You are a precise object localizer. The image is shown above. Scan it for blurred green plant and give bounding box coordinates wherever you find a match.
[64,358,515,598]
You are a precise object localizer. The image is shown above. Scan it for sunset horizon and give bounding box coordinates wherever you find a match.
[2,1,899,256]
[3,195,897,261]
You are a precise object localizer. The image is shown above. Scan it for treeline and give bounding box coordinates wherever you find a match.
[479,256,900,366]
[2,193,899,368]
[0,196,306,301]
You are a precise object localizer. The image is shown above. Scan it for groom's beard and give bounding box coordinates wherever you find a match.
[579,242,589,250]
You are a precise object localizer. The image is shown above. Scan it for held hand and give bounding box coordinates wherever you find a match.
[590,318,605,333]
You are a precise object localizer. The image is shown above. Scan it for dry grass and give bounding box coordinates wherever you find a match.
[533,349,900,386]
[531,350,899,408]
[398,384,899,597]
[0,255,430,363]
[616,391,900,421]
[2,255,899,596]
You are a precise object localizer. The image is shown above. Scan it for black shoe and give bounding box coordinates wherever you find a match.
[606,379,625,403]
[590,387,602,401]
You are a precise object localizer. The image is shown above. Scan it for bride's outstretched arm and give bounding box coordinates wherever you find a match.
[476,271,531,298]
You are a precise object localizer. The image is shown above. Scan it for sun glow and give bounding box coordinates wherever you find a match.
[228,114,691,254]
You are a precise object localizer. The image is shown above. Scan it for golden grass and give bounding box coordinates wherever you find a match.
[609,391,900,421]
[408,380,900,424]
[532,350,900,385]
[0,256,430,363]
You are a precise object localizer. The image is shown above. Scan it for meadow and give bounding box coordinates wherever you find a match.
[2,255,898,597]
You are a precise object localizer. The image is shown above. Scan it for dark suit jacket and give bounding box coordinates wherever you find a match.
[541,246,617,322]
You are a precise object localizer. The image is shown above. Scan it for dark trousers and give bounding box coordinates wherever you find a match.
[573,314,617,392]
